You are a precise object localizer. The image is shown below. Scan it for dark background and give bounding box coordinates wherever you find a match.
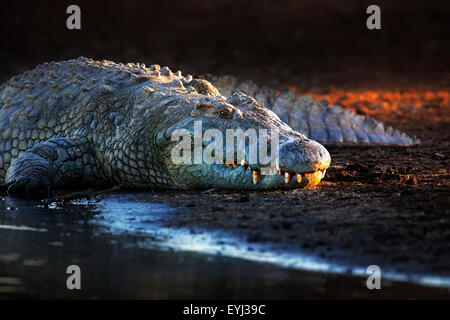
[1,0,449,90]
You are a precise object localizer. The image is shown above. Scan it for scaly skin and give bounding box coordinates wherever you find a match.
[0,58,417,195]
[0,57,332,195]
[201,74,419,145]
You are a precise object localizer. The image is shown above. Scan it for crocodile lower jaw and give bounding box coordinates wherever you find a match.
[222,161,327,187]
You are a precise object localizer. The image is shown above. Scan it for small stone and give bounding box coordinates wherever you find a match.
[406,175,417,185]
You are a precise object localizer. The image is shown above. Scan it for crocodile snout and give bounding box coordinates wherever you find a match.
[278,139,331,174]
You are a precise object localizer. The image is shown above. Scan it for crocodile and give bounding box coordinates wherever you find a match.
[0,57,418,195]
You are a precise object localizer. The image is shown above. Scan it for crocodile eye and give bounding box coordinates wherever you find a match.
[219,108,234,119]
[191,103,234,119]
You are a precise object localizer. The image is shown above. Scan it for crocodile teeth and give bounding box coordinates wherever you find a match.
[232,163,237,168]
[252,171,260,184]
[317,169,326,179]
[296,173,302,183]
[284,172,292,184]
[225,163,231,168]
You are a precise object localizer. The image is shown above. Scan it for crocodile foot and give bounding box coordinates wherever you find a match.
[5,176,52,198]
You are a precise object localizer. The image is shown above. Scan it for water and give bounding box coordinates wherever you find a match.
[0,193,449,299]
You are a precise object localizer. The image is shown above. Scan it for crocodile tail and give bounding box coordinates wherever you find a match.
[202,74,420,146]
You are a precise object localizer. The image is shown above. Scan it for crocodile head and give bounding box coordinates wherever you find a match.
[151,80,330,190]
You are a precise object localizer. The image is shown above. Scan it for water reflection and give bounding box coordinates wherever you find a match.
[0,193,449,299]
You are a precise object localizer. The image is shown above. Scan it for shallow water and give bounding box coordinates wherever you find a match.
[0,193,449,299]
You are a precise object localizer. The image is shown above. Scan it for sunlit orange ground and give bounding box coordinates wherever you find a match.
[288,88,450,123]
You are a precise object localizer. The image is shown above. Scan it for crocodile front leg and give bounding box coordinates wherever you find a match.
[5,136,107,196]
